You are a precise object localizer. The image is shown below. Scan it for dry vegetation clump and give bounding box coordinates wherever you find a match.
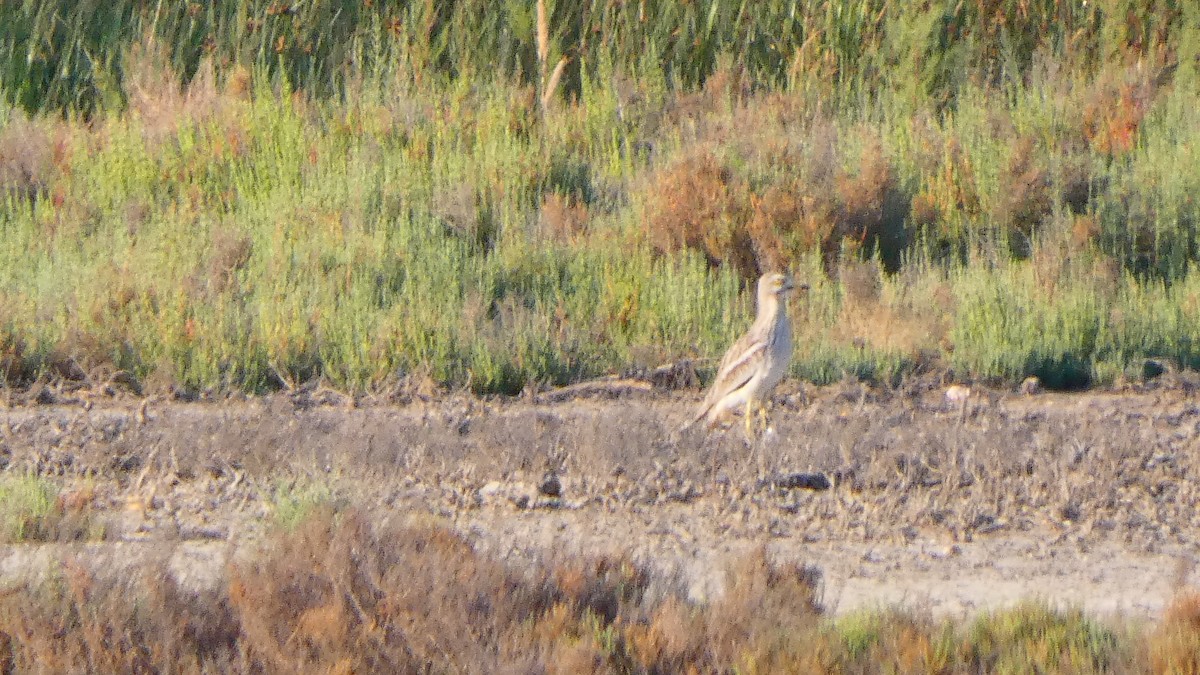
[642,119,908,281]
[0,561,241,673]
[641,148,758,278]
[1148,591,1200,673]
[705,546,824,669]
[122,39,224,146]
[0,115,61,204]
[0,499,1190,673]
[825,137,909,273]
[228,508,670,671]
[539,190,590,245]
[229,508,550,671]
[828,259,945,362]
[0,509,552,672]
[908,135,982,252]
[994,137,1054,256]
[0,507,833,672]
[1079,65,1159,160]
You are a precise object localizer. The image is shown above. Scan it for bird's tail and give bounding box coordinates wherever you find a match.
[677,401,711,434]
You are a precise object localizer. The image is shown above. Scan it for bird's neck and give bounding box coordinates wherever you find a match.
[756,294,782,323]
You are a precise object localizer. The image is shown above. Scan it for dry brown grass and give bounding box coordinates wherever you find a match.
[0,115,61,205]
[829,259,945,361]
[1147,591,1200,673]
[641,148,758,278]
[641,114,908,281]
[0,506,831,673]
[540,191,590,244]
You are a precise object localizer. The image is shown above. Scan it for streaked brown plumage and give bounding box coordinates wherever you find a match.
[682,272,803,434]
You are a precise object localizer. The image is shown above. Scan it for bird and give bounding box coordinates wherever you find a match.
[682,272,804,437]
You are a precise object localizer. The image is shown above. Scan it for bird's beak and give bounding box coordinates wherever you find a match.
[781,280,806,294]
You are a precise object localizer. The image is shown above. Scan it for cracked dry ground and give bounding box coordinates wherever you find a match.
[2,378,1200,621]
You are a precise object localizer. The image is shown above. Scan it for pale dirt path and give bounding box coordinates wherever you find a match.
[458,503,1193,622]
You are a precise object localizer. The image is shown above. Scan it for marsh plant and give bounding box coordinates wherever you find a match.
[0,1,1198,395]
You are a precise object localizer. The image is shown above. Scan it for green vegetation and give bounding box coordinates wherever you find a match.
[1,1,1199,395]
[0,476,101,542]
[268,478,334,530]
[0,475,57,541]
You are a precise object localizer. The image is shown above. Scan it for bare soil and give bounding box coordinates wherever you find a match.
[2,376,1200,622]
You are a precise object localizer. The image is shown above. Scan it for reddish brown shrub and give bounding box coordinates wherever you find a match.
[995,136,1052,251]
[644,127,909,281]
[623,598,708,671]
[642,149,758,278]
[0,562,241,672]
[540,191,590,244]
[1148,591,1200,673]
[830,138,907,272]
[706,546,823,667]
[1082,75,1153,158]
[0,116,57,204]
[0,509,833,672]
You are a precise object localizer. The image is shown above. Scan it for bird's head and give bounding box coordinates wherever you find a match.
[758,272,807,301]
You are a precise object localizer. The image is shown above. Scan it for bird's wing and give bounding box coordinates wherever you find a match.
[684,332,767,427]
[714,329,765,382]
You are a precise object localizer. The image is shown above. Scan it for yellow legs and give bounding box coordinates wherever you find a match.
[743,399,773,439]
[744,398,775,477]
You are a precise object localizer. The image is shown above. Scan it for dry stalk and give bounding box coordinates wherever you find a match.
[542,56,568,109]
[536,0,567,113]
[536,0,550,73]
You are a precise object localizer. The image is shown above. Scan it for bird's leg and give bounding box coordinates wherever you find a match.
[757,400,771,434]
[744,399,756,439]
[743,399,765,476]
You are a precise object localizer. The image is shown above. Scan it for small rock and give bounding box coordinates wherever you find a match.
[538,471,562,498]
[930,545,962,559]
[179,526,228,540]
[478,481,505,500]
[944,385,971,405]
[758,472,831,491]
